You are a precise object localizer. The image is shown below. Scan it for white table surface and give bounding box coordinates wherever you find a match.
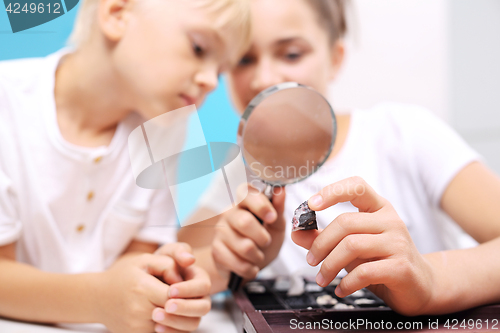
[0,298,239,333]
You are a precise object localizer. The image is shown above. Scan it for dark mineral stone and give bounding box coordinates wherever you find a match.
[292,200,318,231]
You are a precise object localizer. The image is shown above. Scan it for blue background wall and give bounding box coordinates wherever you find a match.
[0,4,239,222]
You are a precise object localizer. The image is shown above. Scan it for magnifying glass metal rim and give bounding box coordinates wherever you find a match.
[237,82,337,187]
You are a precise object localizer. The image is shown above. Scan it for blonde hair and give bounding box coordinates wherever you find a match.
[193,0,252,63]
[69,0,251,57]
[69,0,98,47]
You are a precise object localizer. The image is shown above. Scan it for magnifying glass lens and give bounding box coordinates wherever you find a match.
[241,86,335,185]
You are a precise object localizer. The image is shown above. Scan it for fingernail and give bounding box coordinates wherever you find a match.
[156,325,166,333]
[169,287,179,298]
[306,252,316,266]
[264,211,276,222]
[153,309,165,322]
[265,237,272,247]
[309,195,323,207]
[166,302,177,313]
[179,252,195,260]
[335,285,344,297]
[316,272,325,287]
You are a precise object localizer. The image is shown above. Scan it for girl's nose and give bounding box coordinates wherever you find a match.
[250,59,283,93]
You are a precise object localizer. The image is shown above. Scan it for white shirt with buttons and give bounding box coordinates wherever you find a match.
[0,50,178,273]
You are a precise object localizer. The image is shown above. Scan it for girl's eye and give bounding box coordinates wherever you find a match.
[193,43,205,57]
[285,52,302,61]
[238,55,255,67]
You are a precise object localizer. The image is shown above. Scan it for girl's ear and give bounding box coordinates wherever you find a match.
[328,40,345,81]
[98,0,133,42]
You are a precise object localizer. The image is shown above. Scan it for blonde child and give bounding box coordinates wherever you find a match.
[0,0,250,332]
[179,0,500,316]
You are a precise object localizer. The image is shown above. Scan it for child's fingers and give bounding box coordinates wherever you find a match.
[141,253,175,275]
[238,187,278,224]
[153,323,167,333]
[219,224,265,265]
[344,258,369,273]
[152,308,201,332]
[155,243,195,268]
[235,182,259,202]
[182,263,210,283]
[225,209,272,249]
[268,187,287,232]
[164,296,211,317]
[335,259,395,298]
[141,253,183,285]
[291,229,321,250]
[271,186,286,216]
[162,269,184,285]
[153,323,185,333]
[308,176,386,213]
[315,234,390,287]
[168,266,211,299]
[143,275,170,307]
[146,253,185,285]
[173,244,195,268]
[212,239,259,279]
[306,212,384,266]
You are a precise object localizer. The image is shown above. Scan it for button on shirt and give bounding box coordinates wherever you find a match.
[0,50,179,273]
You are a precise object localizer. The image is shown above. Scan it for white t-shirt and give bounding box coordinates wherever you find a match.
[0,50,178,273]
[199,103,481,277]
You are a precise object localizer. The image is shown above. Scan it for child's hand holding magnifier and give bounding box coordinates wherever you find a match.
[212,184,287,281]
[292,176,435,316]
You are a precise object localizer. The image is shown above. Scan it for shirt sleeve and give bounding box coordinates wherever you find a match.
[0,167,22,247]
[394,105,482,207]
[134,189,178,245]
[0,84,22,247]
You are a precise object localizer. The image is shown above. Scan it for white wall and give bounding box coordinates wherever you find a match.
[449,0,500,173]
[328,0,500,173]
[329,0,450,120]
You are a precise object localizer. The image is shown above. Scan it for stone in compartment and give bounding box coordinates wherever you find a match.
[246,282,266,294]
[316,294,338,306]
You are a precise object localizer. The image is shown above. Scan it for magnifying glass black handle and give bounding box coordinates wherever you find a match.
[228,273,243,292]
[228,213,264,291]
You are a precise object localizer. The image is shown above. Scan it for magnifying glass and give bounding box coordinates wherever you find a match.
[228,82,337,290]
